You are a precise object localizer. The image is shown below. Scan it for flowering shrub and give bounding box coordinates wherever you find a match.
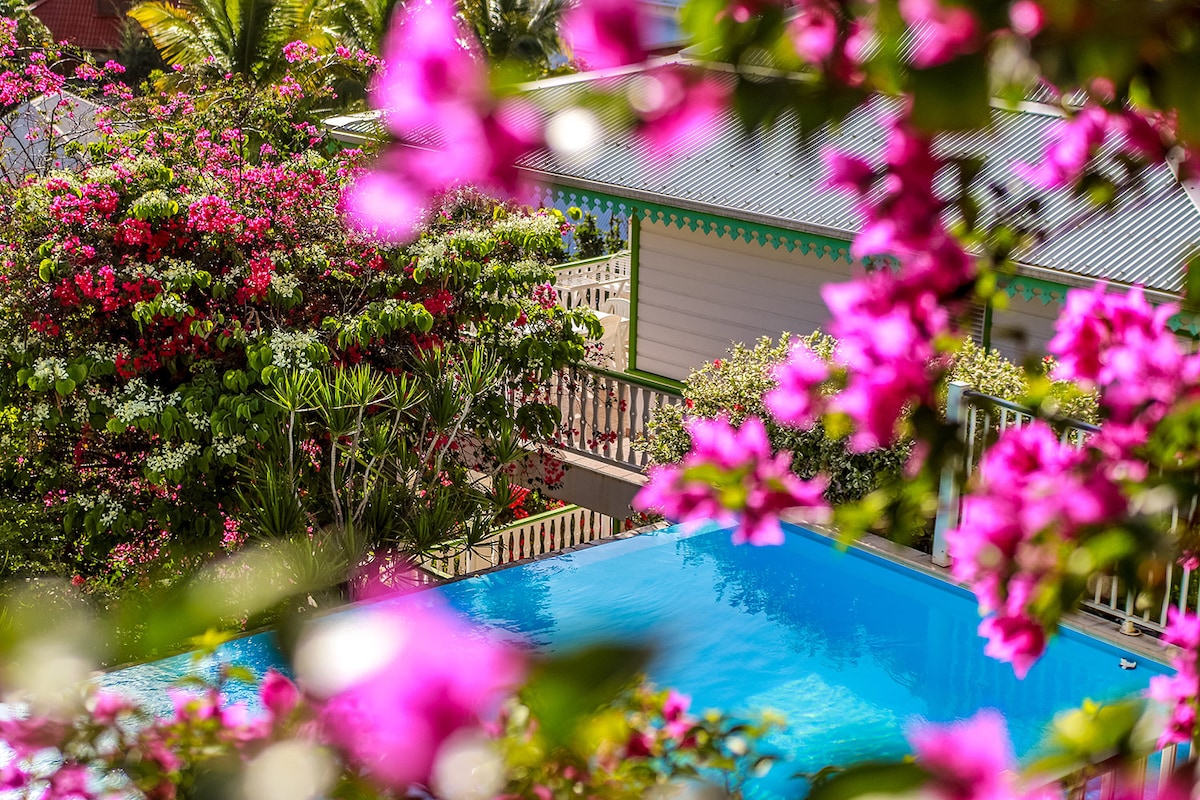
[0,587,780,800]
[641,334,1101,552]
[0,57,596,586]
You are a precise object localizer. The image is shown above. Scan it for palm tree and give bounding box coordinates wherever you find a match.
[458,0,572,78]
[326,0,401,55]
[127,0,337,85]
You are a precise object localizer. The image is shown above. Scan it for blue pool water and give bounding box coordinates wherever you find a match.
[102,523,1170,797]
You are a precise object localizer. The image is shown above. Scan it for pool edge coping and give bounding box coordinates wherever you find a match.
[788,514,1174,669]
[101,517,1174,675]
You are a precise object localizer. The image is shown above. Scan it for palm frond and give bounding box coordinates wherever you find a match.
[127,1,225,67]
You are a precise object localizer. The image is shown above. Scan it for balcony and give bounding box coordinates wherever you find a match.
[554,251,631,372]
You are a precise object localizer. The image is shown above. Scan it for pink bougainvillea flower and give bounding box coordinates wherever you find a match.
[1009,0,1044,36]
[947,422,1125,678]
[1149,608,1200,746]
[908,709,1018,800]
[823,148,875,194]
[631,68,729,162]
[259,669,300,721]
[564,0,649,70]
[633,416,829,546]
[662,689,695,739]
[899,0,981,68]
[1048,283,1199,448]
[766,341,830,429]
[1013,106,1108,189]
[790,0,840,63]
[979,613,1047,679]
[373,0,484,135]
[349,0,545,242]
[301,601,524,789]
[343,155,429,242]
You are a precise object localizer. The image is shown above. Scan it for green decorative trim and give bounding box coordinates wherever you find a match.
[636,204,853,262]
[1000,273,1200,336]
[1171,313,1200,337]
[539,184,855,263]
[491,504,581,535]
[588,366,684,396]
[1001,274,1068,305]
[537,185,636,219]
[629,214,641,372]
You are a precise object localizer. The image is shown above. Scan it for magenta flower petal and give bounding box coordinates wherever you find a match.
[564,0,649,70]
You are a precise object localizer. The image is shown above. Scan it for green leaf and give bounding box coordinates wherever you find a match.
[807,761,932,800]
[54,378,76,396]
[521,643,651,749]
[909,53,990,132]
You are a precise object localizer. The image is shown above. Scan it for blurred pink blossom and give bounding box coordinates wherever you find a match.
[564,0,649,70]
[899,0,981,68]
[766,341,830,429]
[312,602,525,788]
[633,416,829,546]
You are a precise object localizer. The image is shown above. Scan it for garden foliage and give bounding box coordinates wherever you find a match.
[0,43,597,588]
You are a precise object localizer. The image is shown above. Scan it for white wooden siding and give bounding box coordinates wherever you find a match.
[635,220,858,381]
[988,293,1060,364]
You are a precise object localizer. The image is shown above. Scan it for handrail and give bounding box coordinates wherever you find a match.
[586,366,684,397]
[961,388,1102,433]
[935,381,1195,637]
[419,504,619,576]
[553,253,619,271]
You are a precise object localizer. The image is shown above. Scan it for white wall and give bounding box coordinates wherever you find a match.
[634,219,858,382]
[988,293,1061,365]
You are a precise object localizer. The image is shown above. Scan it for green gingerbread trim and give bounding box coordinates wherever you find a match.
[539,184,855,263]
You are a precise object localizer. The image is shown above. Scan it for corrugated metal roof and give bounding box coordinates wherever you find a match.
[518,68,1199,295]
[326,66,1200,295]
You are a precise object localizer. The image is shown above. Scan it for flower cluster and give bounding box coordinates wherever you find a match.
[634,415,829,545]
[1145,609,1200,747]
[817,121,973,450]
[298,601,525,788]
[946,422,1125,677]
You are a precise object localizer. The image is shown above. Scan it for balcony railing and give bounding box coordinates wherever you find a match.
[517,366,683,472]
[933,381,1195,637]
[420,504,621,577]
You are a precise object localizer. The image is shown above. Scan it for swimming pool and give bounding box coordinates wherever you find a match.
[101,522,1169,797]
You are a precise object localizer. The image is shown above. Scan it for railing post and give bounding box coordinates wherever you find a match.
[932,381,969,568]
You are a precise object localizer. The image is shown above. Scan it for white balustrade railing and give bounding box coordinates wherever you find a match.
[933,381,1199,636]
[1045,741,1189,800]
[421,504,620,577]
[531,366,683,470]
[553,251,632,312]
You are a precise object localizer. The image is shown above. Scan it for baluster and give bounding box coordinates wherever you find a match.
[628,387,641,467]
[603,375,614,459]
[1098,769,1116,800]
[1160,745,1178,795]
[591,375,602,455]
[566,370,578,448]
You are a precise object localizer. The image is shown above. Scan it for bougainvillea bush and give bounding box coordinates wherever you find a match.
[0,48,596,591]
[639,335,1097,546]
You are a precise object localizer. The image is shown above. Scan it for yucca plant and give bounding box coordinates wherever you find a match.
[237,349,538,601]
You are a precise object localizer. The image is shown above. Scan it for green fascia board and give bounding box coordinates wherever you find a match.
[1000,274,1067,305]
[1002,273,1200,336]
[538,184,856,263]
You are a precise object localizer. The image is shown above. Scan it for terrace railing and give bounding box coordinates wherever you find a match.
[933,381,1197,637]
[1047,741,1190,800]
[553,251,632,313]
[535,366,684,471]
[420,504,620,577]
